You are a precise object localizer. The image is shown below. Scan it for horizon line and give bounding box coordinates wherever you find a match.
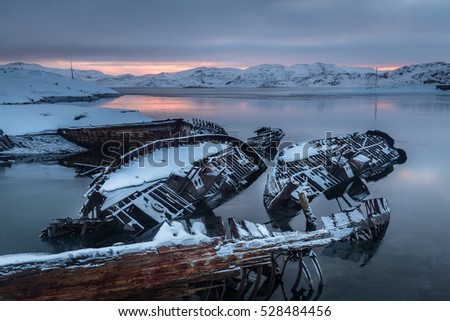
[0,59,441,76]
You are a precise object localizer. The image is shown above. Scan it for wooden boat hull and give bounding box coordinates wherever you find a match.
[264,130,406,210]
[2,197,391,300]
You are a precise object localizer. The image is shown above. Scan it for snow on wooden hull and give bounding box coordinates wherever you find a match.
[264,130,407,210]
[191,118,228,135]
[246,127,285,160]
[2,225,327,300]
[1,199,390,301]
[1,118,191,158]
[58,118,191,150]
[42,134,268,239]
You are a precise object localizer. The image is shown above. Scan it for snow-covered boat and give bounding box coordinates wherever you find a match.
[264,130,407,210]
[42,129,283,239]
[3,196,391,300]
[246,126,285,160]
[12,129,402,301]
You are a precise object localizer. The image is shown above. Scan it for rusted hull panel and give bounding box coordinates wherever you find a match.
[58,119,191,150]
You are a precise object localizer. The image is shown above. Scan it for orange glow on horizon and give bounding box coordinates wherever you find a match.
[1,59,404,75]
[377,65,402,71]
[351,64,402,71]
[3,59,248,76]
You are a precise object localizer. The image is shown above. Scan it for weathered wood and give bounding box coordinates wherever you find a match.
[242,220,263,238]
[299,192,318,231]
[43,134,268,240]
[229,218,251,239]
[58,119,191,150]
[215,216,226,238]
[0,129,14,151]
[264,130,407,210]
[2,194,390,301]
[192,118,227,135]
[0,228,330,300]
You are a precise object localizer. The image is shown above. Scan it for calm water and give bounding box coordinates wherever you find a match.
[1,88,450,300]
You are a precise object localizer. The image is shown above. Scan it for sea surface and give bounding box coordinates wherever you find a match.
[1,88,450,300]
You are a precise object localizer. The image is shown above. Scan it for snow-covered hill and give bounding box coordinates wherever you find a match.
[0,63,118,104]
[96,62,450,88]
[383,62,450,85]
[3,61,450,90]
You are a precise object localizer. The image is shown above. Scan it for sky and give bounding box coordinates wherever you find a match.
[1,0,449,75]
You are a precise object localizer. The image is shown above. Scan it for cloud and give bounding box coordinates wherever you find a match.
[1,0,449,67]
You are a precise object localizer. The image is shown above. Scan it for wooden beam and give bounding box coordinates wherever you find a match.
[0,229,330,300]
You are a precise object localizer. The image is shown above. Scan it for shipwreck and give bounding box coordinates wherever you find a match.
[41,125,284,241]
[1,191,392,300]
[264,130,407,210]
[0,126,406,300]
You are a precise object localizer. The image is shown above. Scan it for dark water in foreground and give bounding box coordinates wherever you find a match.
[1,89,450,300]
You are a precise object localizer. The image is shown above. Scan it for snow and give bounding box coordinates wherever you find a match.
[0,219,363,271]
[0,221,210,269]
[234,224,250,239]
[91,62,450,90]
[0,63,117,104]
[0,104,152,135]
[2,134,86,154]
[100,142,231,192]
[279,142,320,162]
[243,220,262,237]
[152,221,210,246]
[191,221,207,236]
[353,154,371,163]
[321,208,366,241]
[5,61,450,91]
[256,223,271,237]
[3,62,109,82]
[304,169,328,189]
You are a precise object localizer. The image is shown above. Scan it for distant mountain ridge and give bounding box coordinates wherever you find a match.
[3,61,450,89]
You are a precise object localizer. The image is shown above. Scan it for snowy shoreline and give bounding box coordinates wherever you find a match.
[0,92,120,106]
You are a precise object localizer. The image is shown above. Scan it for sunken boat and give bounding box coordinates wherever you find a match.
[42,128,283,240]
[264,130,407,210]
[2,129,403,301]
[246,126,285,160]
[2,194,392,301]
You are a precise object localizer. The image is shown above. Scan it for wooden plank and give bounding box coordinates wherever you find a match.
[0,228,331,300]
[255,223,272,237]
[215,216,226,238]
[242,220,263,238]
[228,218,250,239]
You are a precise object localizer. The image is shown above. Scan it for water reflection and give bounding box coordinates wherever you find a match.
[178,249,325,301]
[322,237,384,268]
